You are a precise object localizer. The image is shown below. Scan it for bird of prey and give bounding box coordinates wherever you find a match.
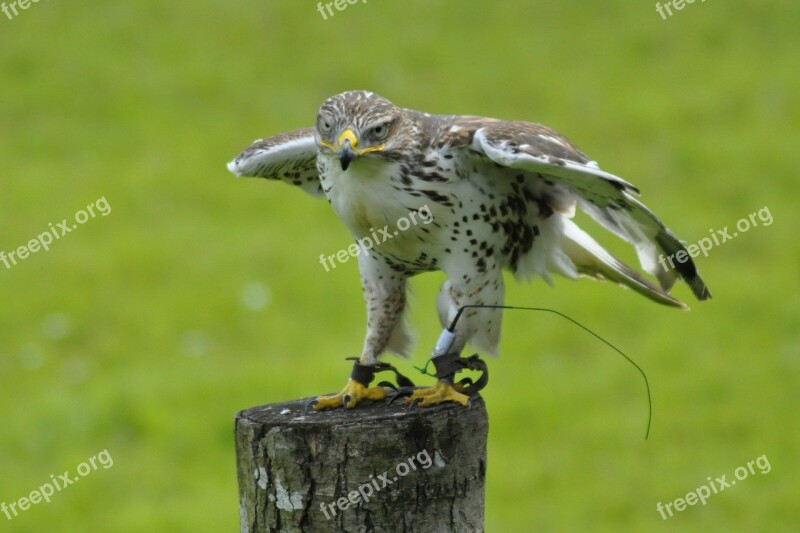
[228,90,710,410]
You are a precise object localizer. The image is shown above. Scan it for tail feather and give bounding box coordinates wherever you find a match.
[574,193,711,302]
[654,230,712,300]
[560,219,688,309]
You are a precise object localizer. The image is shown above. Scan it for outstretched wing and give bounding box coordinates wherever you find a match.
[227,127,324,198]
[466,120,710,301]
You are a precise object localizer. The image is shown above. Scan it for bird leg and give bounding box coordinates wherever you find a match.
[400,274,499,407]
[308,358,416,411]
[309,361,388,411]
[402,352,488,408]
[404,378,470,407]
[311,256,412,411]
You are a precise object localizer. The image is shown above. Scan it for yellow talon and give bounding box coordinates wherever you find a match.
[403,380,470,407]
[313,379,386,410]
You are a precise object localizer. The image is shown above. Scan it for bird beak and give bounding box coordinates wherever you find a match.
[337,129,359,171]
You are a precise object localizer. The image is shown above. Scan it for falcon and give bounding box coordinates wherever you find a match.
[227,90,710,410]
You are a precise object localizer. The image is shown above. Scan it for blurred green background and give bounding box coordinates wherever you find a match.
[1,1,797,531]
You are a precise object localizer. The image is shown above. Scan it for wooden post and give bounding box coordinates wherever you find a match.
[235,394,488,532]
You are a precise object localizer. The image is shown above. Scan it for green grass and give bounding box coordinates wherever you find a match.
[1,1,798,531]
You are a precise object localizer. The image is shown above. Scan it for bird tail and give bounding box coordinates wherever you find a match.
[559,218,688,309]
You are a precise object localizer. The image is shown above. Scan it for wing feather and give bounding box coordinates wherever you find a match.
[470,123,710,301]
[227,127,323,198]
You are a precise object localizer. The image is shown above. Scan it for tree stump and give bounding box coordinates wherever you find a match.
[235,394,488,532]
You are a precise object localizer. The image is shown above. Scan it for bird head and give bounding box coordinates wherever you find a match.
[315,91,404,171]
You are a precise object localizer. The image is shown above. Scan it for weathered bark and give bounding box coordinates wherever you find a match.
[235,394,488,532]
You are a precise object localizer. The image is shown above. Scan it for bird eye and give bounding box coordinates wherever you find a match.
[370,123,390,139]
[318,116,333,134]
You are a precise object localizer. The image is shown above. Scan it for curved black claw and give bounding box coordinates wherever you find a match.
[388,387,416,405]
[342,394,351,410]
[408,397,424,410]
[305,398,319,413]
[457,377,473,389]
[377,380,397,391]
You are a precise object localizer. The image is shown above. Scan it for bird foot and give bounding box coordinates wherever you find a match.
[309,379,387,411]
[403,380,471,408]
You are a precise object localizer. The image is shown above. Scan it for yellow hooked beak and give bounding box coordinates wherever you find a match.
[336,129,358,171]
[320,129,385,171]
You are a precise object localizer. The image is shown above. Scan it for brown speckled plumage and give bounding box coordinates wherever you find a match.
[229,91,710,365]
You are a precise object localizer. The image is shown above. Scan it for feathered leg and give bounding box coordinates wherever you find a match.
[404,265,503,407]
[312,254,410,410]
